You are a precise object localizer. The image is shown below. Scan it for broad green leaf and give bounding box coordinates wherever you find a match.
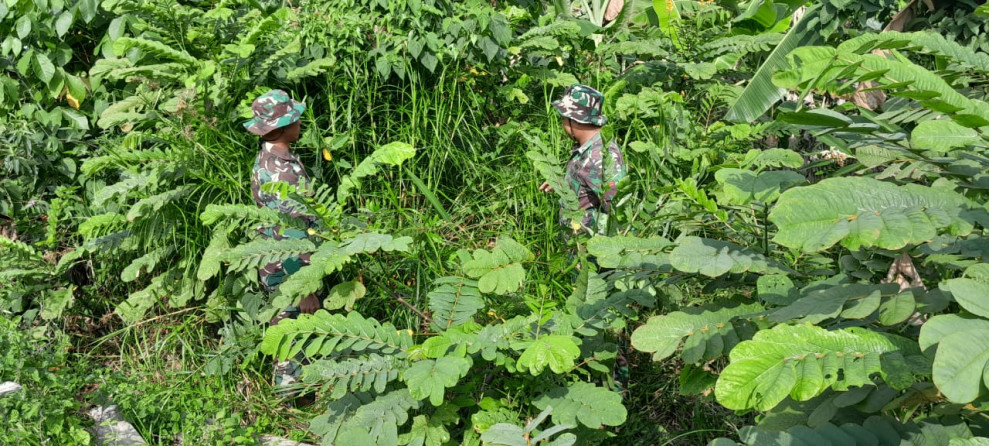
[40,288,73,320]
[944,278,989,318]
[877,292,915,326]
[586,235,671,269]
[716,324,920,411]
[403,357,471,406]
[741,149,805,169]
[920,314,989,356]
[55,10,74,37]
[932,329,989,404]
[479,424,526,446]
[517,336,580,375]
[757,275,799,306]
[855,145,906,168]
[770,284,894,324]
[15,15,31,39]
[477,263,525,295]
[771,177,981,253]
[325,280,366,312]
[911,120,982,152]
[715,169,806,205]
[725,4,823,122]
[33,53,56,84]
[462,238,532,295]
[670,236,788,277]
[631,301,763,362]
[533,382,627,428]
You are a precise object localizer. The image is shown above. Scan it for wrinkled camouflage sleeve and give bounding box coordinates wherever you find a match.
[574,139,626,213]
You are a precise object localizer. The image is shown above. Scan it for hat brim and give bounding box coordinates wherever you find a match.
[552,101,607,126]
[243,101,306,136]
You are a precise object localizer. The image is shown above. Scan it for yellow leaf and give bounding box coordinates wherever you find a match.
[322,148,332,161]
[66,91,81,109]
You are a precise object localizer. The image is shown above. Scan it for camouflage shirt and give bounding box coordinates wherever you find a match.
[251,141,313,291]
[561,132,626,235]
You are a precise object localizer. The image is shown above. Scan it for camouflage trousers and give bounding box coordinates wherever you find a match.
[258,231,312,391]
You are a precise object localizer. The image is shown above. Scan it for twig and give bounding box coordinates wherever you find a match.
[395,294,432,324]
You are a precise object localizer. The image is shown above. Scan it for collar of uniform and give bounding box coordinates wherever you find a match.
[570,131,602,157]
[261,141,300,161]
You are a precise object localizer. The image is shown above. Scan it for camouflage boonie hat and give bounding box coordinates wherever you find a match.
[552,84,607,126]
[243,89,306,136]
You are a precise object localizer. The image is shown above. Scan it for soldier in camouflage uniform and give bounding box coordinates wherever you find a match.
[244,89,321,390]
[539,84,626,236]
[539,84,629,393]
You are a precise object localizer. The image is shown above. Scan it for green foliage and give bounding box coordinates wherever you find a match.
[770,177,983,252]
[715,324,926,411]
[532,382,627,428]
[462,237,535,295]
[631,300,763,362]
[516,336,581,375]
[481,406,576,446]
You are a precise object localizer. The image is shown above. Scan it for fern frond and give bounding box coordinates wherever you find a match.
[200,204,306,230]
[121,246,174,282]
[126,185,195,221]
[597,39,671,58]
[285,57,336,81]
[82,147,173,176]
[113,37,199,65]
[258,37,301,74]
[0,236,43,262]
[839,31,989,75]
[309,390,419,446]
[93,175,150,207]
[260,310,414,361]
[272,241,352,303]
[428,276,483,331]
[302,354,402,399]
[701,33,783,58]
[220,238,315,273]
[83,229,136,252]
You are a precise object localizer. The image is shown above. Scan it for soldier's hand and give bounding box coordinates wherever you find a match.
[299,293,321,314]
[538,181,554,193]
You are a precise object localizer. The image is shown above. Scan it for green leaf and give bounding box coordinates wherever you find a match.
[533,382,627,428]
[479,424,527,446]
[15,15,31,39]
[911,120,982,152]
[944,278,989,318]
[403,357,471,406]
[325,280,366,312]
[41,288,73,320]
[725,4,823,122]
[462,238,533,295]
[55,10,74,37]
[741,149,805,169]
[919,314,989,357]
[715,169,806,205]
[517,336,580,375]
[586,235,671,269]
[770,177,982,253]
[428,276,483,331]
[33,53,56,84]
[757,275,800,306]
[715,324,920,411]
[670,236,789,277]
[632,300,763,362]
[932,329,989,404]
[877,292,915,326]
[770,284,894,324]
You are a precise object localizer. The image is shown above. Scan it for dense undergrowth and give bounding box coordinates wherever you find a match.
[3,0,989,445]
